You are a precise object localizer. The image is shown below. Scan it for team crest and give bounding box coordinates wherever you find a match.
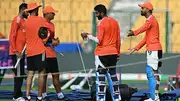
[148,51,152,55]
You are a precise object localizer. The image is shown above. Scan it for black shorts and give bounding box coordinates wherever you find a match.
[11,54,25,76]
[46,58,59,73]
[158,50,163,67]
[96,54,118,73]
[27,52,46,72]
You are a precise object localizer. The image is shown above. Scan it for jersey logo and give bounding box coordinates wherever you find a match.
[148,51,152,55]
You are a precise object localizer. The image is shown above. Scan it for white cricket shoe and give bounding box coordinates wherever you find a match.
[144,98,154,101]
[13,97,25,101]
[114,98,121,101]
[155,94,160,101]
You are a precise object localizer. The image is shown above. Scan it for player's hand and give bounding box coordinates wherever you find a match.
[55,37,60,44]
[81,31,88,40]
[127,30,134,37]
[52,38,59,46]
[127,48,136,55]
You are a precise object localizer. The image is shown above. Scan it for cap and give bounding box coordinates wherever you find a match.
[43,6,57,14]
[138,2,153,10]
[24,2,41,12]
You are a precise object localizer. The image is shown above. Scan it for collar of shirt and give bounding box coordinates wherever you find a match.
[146,15,152,20]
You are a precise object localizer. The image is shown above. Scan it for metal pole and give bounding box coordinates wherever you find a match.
[70,0,73,42]
[165,0,169,53]
[42,0,45,9]
[129,13,132,49]
[4,22,6,37]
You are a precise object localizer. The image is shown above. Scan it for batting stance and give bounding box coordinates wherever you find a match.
[81,4,121,101]
[127,2,162,101]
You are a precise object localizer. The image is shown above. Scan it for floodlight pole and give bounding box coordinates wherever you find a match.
[165,0,170,53]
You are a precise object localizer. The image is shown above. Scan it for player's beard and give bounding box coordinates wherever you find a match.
[22,13,28,19]
[35,11,38,16]
[97,15,102,20]
[141,11,146,16]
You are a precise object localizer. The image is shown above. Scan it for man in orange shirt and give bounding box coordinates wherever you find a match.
[81,4,121,101]
[41,6,65,100]
[24,3,48,101]
[9,3,28,101]
[127,2,162,101]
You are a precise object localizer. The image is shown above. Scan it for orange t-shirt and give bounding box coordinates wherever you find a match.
[9,16,26,55]
[45,21,56,58]
[25,15,48,57]
[134,15,162,51]
[95,17,121,56]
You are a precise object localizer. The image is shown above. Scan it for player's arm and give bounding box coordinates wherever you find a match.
[116,26,120,57]
[50,24,59,46]
[52,38,59,47]
[81,32,99,43]
[135,35,146,51]
[127,35,146,55]
[87,34,99,44]
[81,26,104,44]
[127,19,152,36]
[87,25,104,44]
[9,17,20,54]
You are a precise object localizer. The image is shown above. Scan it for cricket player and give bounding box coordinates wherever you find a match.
[81,4,121,101]
[127,2,162,101]
[24,3,49,101]
[41,6,65,100]
[9,3,28,101]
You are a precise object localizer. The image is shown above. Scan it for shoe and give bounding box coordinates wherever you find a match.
[13,97,25,101]
[144,98,154,101]
[57,96,65,100]
[155,94,160,101]
[36,97,42,101]
[97,98,104,101]
[24,96,31,101]
[57,96,71,101]
[114,99,121,101]
[57,92,64,99]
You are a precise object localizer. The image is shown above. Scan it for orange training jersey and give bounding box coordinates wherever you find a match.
[25,15,48,57]
[133,15,162,51]
[9,16,26,55]
[45,21,56,58]
[95,17,120,56]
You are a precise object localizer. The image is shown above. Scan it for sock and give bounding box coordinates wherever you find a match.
[37,96,42,100]
[26,96,31,100]
[57,92,64,99]
[42,92,47,98]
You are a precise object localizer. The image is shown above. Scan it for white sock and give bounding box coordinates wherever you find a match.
[42,92,47,98]
[57,92,64,99]
[26,96,31,100]
[37,96,42,100]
